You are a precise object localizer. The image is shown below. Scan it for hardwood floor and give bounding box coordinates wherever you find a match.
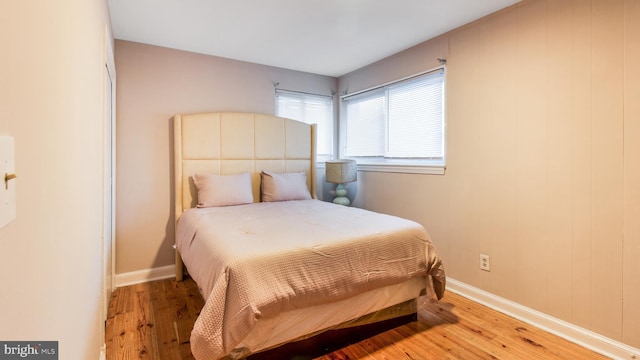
[105,278,609,359]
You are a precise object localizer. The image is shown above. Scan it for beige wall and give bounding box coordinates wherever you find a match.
[340,0,640,348]
[0,0,112,358]
[114,41,336,273]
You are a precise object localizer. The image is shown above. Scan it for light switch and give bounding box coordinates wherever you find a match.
[0,136,16,229]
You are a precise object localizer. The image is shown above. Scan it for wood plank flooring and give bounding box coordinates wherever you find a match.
[105,278,610,359]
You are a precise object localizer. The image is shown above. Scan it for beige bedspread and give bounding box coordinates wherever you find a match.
[176,199,445,360]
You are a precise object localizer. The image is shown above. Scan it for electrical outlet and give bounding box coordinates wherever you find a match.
[480,254,490,271]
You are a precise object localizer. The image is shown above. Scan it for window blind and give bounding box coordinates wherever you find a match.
[276,90,334,161]
[342,69,445,163]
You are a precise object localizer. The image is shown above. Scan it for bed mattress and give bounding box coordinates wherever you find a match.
[175,199,445,359]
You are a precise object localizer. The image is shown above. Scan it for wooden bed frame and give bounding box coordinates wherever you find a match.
[173,112,317,281]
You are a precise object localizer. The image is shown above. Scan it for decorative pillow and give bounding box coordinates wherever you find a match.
[261,171,312,202]
[192,172,253,207]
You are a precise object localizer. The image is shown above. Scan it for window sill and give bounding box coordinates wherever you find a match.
[318,160,445,175]
[356,163,445,175]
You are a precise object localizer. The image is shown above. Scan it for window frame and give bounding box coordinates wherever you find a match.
[275,89,335,164]
[339,66,446,175]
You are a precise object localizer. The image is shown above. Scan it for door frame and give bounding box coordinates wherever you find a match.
[101,24,116,346]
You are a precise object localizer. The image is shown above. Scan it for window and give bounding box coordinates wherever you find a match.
[341,68,445,174]
[276,89,334,163]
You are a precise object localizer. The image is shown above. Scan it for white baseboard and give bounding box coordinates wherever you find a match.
[446,278,640,360]
[114,264,175,288]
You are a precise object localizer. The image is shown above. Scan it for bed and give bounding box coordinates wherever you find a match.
[173,112,446,359]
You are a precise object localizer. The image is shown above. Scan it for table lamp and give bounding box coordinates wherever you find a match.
[325,159,357,206]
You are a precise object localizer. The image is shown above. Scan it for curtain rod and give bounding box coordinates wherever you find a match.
[274,85,335,99]
[340,63,445,100]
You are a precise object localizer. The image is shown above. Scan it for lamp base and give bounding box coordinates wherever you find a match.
[332,183,351,206]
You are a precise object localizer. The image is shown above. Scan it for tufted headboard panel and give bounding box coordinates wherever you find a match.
[174,112,317,219]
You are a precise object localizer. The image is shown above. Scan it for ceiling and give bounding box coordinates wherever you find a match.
[108,0,520,77]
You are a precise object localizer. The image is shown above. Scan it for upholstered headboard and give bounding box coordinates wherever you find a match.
[173,112,317,279]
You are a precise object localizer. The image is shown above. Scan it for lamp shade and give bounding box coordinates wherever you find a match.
[325,159,357,184]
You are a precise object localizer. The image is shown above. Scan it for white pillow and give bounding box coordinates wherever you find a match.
[261,171,312,202]
[192,172,253,207]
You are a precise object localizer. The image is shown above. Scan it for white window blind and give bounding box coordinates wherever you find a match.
[345,89,385,156]
[276,90,334,162]
[342,68,445,173]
